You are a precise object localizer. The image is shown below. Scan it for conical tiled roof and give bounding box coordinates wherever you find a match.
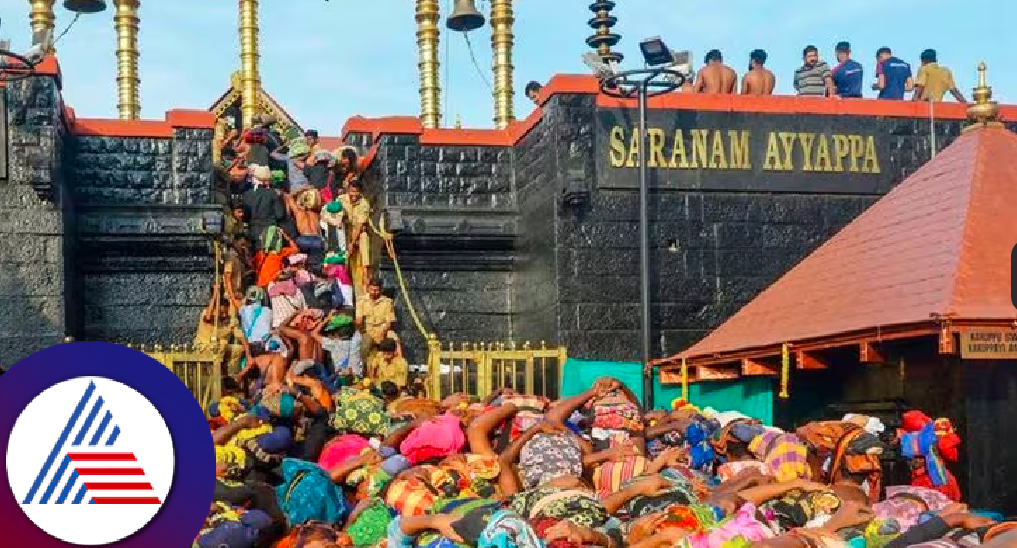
[675,124,1017,361]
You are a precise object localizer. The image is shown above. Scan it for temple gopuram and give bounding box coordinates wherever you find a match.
[3,0,1017,515]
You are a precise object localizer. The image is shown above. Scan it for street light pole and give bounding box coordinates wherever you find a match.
[601,68,682,410]
[637,80,652,407]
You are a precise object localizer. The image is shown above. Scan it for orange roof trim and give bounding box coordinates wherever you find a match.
[71,109,215,138]
[339,73,1016,152]
[661,125,1017,368]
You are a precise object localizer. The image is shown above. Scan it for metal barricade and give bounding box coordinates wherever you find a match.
[426,338,566,400]
[132,343,224,412]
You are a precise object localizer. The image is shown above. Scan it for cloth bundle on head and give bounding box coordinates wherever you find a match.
[244,128,267,144]
[901,422,950,487]
[933,418,961,462]
[712,419,764,458]
[287,253,308,266]
[324,314,353,333]
[843,413,886,436]
[288,138,311,158]
[295,189,321,210]
[267,279,298,298]
[400,413,466,465]
[275,458,348,527]
[259,385,298,419]
[323,251,346,265]
[685,421,715,470]
[331,387,390,437]
[748,430,811,482]
[260,225,284,253]
[251,164,272,184]
[900,410,932,433]
[271,170,286,186]
[324,200,343,214]
[873,486,952,531]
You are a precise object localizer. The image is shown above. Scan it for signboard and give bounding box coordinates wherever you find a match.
[595,108,898,193]
[959,329,1017,359]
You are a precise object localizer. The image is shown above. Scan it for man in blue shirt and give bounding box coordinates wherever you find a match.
[831,41,863,98]
[874,47,913,99]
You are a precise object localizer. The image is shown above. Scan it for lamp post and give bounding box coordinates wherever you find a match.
[600,68,683,410]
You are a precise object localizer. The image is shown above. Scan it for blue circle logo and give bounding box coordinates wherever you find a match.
[0,342,215,547]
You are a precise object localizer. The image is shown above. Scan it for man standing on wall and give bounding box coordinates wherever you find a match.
[794,45,835,97]
[693,49,737,94]
[913,49,967,103]
[873,47,913,100]
[831,41,864,98]
[741,49,775,95]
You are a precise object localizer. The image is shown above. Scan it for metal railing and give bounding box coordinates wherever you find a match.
[128,342,225,412]
[425,338,566,400]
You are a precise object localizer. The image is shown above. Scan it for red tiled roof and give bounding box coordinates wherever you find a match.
[674,124,1017,362]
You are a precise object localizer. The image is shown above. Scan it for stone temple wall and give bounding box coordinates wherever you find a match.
[0,67,219,368]
[349,91,1017,364]
[0,73,71,370]
[351,130,517,363]
[71,127,218,344]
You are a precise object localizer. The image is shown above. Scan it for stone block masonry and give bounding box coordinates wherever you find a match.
[351,88,1017,363]
[0,63,219,366]
[0,73,71,369]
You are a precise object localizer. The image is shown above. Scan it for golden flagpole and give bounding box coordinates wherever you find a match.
[490,0,514,129]
[113,0,141,119]
[238,0,261,128]
[416,0,442,129]
[28,0,56,53]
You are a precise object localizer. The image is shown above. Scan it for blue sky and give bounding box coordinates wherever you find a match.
[1,0,1014,134]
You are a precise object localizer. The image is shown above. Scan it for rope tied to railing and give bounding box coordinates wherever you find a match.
[367,214,433,340]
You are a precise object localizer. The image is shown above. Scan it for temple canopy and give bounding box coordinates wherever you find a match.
[658,122,1017,377]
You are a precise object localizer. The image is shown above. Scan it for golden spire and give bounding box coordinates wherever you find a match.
[113,0,141,120]
[416,0,442,129]
[238,0,261,128]
[28,0,56,54]
[490,0,514,129]
[965,61,1001,130]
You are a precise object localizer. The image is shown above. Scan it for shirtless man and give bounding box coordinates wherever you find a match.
[693,49,737,94]
[235,333,291,390]
[277,308,326,361]
[741,49,775,95]
[285,188,325,273]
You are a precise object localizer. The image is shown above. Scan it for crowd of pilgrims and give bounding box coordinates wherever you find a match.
[198,117,1016,547]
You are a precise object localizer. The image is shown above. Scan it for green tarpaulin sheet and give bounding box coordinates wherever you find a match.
[561,358,774,425]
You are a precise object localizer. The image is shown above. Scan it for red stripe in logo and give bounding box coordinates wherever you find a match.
[67,453,137,462]
[76,468,145,476]
[83,483,154,490]
[91,497,162,505]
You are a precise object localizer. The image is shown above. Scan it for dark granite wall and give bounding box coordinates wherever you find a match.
[0,70,218,362]
[516,97,1009,362]
[0,74,71,370]
[353,133,517,362]
[71,127,218,344]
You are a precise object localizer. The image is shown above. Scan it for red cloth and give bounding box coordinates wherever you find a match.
[254,244,298,287]
[912,467,963,502]
[901,410,932,432]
